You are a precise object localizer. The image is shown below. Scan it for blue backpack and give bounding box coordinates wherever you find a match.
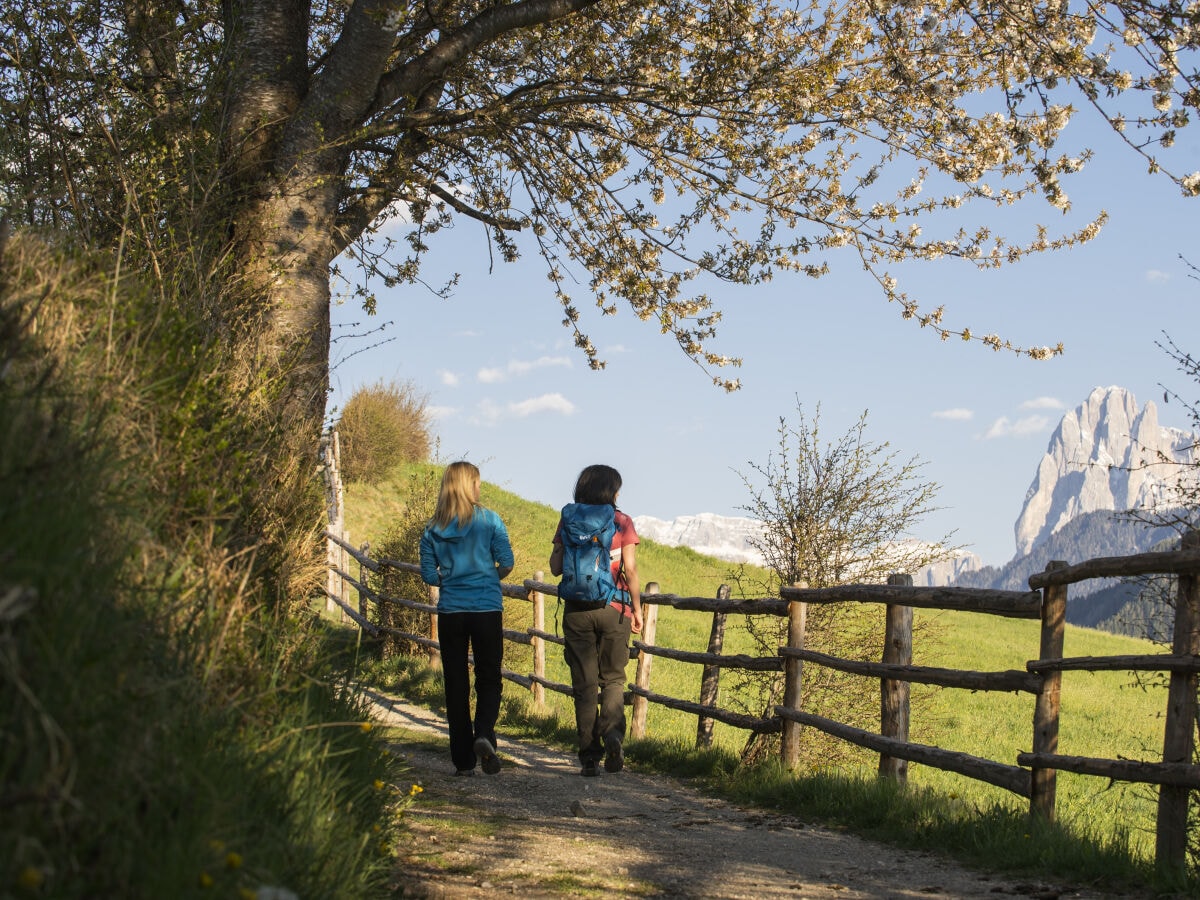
[558,503,621,606]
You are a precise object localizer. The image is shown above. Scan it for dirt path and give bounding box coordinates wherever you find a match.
[365,689,1148,899]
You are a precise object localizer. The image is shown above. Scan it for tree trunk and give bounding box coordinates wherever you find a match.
[235,182,335,434]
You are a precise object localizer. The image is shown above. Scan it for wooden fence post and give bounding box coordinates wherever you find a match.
[428,584,441,670]
[339,530,351,622]
[696,585,730,749]
[358,541,370,633]
[1030,560,1067,821]
[879,573,913,783]
[631,581,660,740]
[532,570,546,707]
[323,429,344,614]
[326,532,340,615]
[1156,529,1200,871]
[781,581,808,770]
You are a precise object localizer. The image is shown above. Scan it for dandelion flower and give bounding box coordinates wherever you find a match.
[17,867,44,890]
[360,722,373,733]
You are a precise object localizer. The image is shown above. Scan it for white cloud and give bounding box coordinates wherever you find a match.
[932,408,973,421]
[469,393,576,425]
[426,405,458,422]
[477,355,571,384]
[509,393,576,417]
[1020,396,1064,410]
[1146,269,1171,283]
[983,414,1051,439]
[438,369,460,387]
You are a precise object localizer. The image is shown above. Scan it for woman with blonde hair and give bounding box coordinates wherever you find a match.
[420,461,514,775]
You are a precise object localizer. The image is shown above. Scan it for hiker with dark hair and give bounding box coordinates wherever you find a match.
[549,463,643,776]
[420,461,514,776]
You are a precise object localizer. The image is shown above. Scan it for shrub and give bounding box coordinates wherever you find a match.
[337,380,432,484]
[370,466,442,659]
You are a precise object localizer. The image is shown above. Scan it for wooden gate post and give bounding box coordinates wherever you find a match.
[1030,560,1067,821]
[1156,529,1200,871]
[630,581,660,740]
[879,573,913,783]
[696,585,730,749]
[781,581,808,770]
[532,570,546,707]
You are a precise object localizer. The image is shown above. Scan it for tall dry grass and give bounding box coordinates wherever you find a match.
[0,231,414,898]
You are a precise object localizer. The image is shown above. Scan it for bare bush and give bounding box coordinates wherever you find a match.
[337,380,432,484]
[732,403,957,768]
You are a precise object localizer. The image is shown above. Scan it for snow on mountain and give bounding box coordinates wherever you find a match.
[633,513,766,565]
[633,387,1196,589]
[1014,386,1197,556]
[632,513,980,585]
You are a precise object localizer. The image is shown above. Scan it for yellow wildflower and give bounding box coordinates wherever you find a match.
[359,721,373,732]
[373,779,385,791]
[225,851,243,870]
[199,872,214,888]
[17,867,44,890]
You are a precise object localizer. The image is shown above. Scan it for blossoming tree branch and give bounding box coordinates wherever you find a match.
[3,0,1197,417]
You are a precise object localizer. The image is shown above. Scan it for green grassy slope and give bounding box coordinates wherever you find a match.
[346,464,1174,864]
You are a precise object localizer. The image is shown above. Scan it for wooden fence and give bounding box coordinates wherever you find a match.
[323,529,1200,871]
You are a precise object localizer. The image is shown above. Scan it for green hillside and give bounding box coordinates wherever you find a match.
[344,462,735,597]
[345,463,1173,864]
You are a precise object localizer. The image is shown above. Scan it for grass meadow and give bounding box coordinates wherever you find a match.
[345,463,1178,883]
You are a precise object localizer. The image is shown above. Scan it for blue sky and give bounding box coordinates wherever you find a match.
[327,114,1198,569]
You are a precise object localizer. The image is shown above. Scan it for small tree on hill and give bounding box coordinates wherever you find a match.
[336,379,432,485]
[732,402,958,766]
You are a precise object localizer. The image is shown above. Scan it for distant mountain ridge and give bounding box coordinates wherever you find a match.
[632,513,980,586]
[634,386,1197,632]
[1015,386,1195,556]
[632,513,765,565]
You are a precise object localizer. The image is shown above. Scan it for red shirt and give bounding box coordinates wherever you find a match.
[610,510,639,596]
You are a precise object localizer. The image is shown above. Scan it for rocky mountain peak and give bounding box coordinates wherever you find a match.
[1013,385,1195,556]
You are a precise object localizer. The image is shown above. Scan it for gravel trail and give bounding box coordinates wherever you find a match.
[365,689,1150,900]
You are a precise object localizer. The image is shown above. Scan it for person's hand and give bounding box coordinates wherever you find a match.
[630,610,643,635]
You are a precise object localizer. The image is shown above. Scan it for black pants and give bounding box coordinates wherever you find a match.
[438,610,504,772]
[562,604,632,763]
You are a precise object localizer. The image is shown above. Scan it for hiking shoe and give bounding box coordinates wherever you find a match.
[454,768,475,776]
[580,759,601,777]
[474,737,501,775]
[603,733,624,773]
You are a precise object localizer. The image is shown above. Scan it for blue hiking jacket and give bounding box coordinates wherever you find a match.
[419,507,514,613]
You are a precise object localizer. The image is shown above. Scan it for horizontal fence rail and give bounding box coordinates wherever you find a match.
[324,527,1200,872]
